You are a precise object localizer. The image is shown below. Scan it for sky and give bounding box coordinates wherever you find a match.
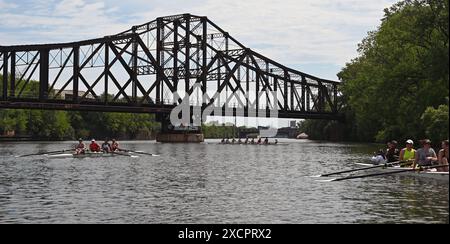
[0,0,398,127]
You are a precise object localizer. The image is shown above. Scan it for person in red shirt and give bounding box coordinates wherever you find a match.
[89,139,101,152]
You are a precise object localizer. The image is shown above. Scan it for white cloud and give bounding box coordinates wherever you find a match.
[0,0,18,10]
[131,0,397,77]
[0,0,397,79]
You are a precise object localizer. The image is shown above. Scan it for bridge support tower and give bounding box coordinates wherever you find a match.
[155,114,204,143]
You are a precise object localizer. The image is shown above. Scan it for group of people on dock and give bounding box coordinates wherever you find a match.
[75,138,120,154]
[371,139,449,172]
[220,137,278,145]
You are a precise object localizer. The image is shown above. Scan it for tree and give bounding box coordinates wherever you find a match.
[301,0,449,142]
[421,104,449,143]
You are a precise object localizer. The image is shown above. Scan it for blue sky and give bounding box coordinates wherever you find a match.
[1,0,398,81]
[0,0,398,127]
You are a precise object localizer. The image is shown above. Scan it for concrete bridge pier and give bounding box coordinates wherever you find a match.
[155,114,204,143]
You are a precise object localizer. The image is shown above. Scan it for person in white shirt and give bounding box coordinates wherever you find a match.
[371,150,387,165]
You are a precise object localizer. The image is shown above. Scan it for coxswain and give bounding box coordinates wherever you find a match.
[111,139,120,152]
[89,139,101,152]
[75,138,86,154]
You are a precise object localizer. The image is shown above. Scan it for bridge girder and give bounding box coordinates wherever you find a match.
[0,13,343,120]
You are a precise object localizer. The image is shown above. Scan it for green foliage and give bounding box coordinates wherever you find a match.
[421,104,449,143]
[302,0,449,143]
[1,73,160,140]
[0,109,27,134]
[202,124,238,139]
[26,110,74,139]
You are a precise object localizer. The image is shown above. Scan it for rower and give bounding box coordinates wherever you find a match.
[399,139,416,166]
[257,137,262,144]
[221,138,225,144]
[237,138,242,144]
[385,140,399,163]
[111,139,119,152]
[438,140,449,172]
[250,138,255,144]
[102,139,112,153]
[244,137,249,144]
[225,138,230,144]
[263,137,269,145]
[75,138,86,154]
[274,139,278,145]
[231,138,236,144]
[413,139,437,169]
[89,139,101,152]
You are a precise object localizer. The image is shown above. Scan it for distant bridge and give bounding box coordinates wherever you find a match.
[0,14,343,124]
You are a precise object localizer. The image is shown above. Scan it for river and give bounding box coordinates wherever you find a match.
[0,139,448,223]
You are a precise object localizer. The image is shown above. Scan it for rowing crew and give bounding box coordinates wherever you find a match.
[371,139,449,172]
[75,138,119,154]
[220,137,278,145]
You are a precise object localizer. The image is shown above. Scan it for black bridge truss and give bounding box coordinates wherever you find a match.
[0,14,343,120]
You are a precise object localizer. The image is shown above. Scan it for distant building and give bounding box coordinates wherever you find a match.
[290,120,297,128]
[53,90,95,100]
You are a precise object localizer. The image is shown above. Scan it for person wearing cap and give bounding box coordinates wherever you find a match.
[385,140,400,163]
[75,138,86,154]
[89,139,101,152]
[413,139,437,168]
[399,140,416,164]
[437,140,449,172]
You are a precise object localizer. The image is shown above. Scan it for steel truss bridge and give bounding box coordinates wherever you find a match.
[0,14,343,122]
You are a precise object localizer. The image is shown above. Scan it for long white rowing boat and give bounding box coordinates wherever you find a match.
[47,152,138,159]
[356,163,449,182]
[218,142,288,146]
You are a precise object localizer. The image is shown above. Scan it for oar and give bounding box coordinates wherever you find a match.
[16,149,72,158]
[313,160,413,177]
[111,151,139,158]
[321,164,448,182]
[118,148,160,157]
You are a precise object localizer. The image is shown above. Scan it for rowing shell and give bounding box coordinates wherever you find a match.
[218,143,287,146]
[356,163,449,182]
[48,152,137,159]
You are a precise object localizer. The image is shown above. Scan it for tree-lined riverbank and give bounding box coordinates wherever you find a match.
[300,0,449,145]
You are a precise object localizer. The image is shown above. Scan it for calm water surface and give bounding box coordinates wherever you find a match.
[0,139,448,223]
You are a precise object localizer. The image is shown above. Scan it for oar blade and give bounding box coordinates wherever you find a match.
[316,178,336,182]
[309,175,322,178]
